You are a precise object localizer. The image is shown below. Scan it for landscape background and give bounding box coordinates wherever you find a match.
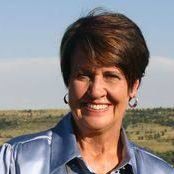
[0,1,173,168]
[0,108,173,166]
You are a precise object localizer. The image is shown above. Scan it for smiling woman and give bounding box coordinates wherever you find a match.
[0,8,173,174]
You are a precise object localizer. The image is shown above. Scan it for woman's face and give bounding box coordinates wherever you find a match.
[68,47,139,135]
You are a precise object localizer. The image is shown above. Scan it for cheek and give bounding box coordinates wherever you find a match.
[68,81,88,118]
[69,80,88,104]
[107,85,129,105]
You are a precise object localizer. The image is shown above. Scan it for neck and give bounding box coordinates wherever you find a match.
[75,125,122,158]
[75,126,123,174]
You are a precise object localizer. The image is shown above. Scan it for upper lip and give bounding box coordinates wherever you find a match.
[82,101,111,106]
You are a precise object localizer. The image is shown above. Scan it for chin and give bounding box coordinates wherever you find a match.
[77,115,117,134]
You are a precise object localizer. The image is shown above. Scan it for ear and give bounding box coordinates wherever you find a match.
[129,79,140,98]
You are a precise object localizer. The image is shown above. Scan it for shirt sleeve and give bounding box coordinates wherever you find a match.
[0,143,16,174]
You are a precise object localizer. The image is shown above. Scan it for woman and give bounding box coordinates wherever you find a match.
[0,9,173,174]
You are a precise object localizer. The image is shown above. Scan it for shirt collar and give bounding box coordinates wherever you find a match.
[50,112,80,173]
[115,128,132,170]
[50,112,132,173]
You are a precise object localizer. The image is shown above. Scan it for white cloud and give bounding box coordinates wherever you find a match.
[0,56,173,109]
[138,56,174,108]
[0,57,67,109]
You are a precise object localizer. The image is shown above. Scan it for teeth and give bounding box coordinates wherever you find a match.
[87,104,108,110]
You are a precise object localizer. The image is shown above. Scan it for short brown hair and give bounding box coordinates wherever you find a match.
[60,9,149,89]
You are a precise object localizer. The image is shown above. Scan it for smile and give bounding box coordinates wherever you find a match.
[86,104,109,110]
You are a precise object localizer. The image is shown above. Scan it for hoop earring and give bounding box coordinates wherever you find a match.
[129,97,138,108]
[64,93,69,104]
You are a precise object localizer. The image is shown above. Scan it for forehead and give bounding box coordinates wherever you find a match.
[71,44,117,70]
[71,48,123,75]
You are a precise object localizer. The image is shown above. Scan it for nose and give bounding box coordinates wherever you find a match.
[87,76,107,99]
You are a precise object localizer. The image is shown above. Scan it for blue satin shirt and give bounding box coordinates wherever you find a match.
[0,113,173,174]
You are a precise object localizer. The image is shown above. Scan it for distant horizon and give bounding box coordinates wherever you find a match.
[0,106,174,111]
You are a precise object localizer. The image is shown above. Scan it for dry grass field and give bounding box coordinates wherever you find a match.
[126,123,174,152]
[0,108,173,165]
[0,109,68,144]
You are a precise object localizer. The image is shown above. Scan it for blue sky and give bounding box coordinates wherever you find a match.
[1,1,174,59]
[0,1,174,109]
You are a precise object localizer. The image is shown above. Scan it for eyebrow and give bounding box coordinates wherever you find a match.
[102,67,124,74]
[103,70,122,74]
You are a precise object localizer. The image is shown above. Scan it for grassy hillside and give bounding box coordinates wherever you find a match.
[0,108,173,166]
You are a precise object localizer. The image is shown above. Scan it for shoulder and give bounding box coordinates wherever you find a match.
[3,129,52,149]
[0,129,53,173]
[129,142,174,173]
[0,113,72,173]
[0,129,53,158]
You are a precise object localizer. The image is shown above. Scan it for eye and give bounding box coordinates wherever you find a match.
[76,72,91,81]
[104,72,120,80]
[107,74,119,78]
